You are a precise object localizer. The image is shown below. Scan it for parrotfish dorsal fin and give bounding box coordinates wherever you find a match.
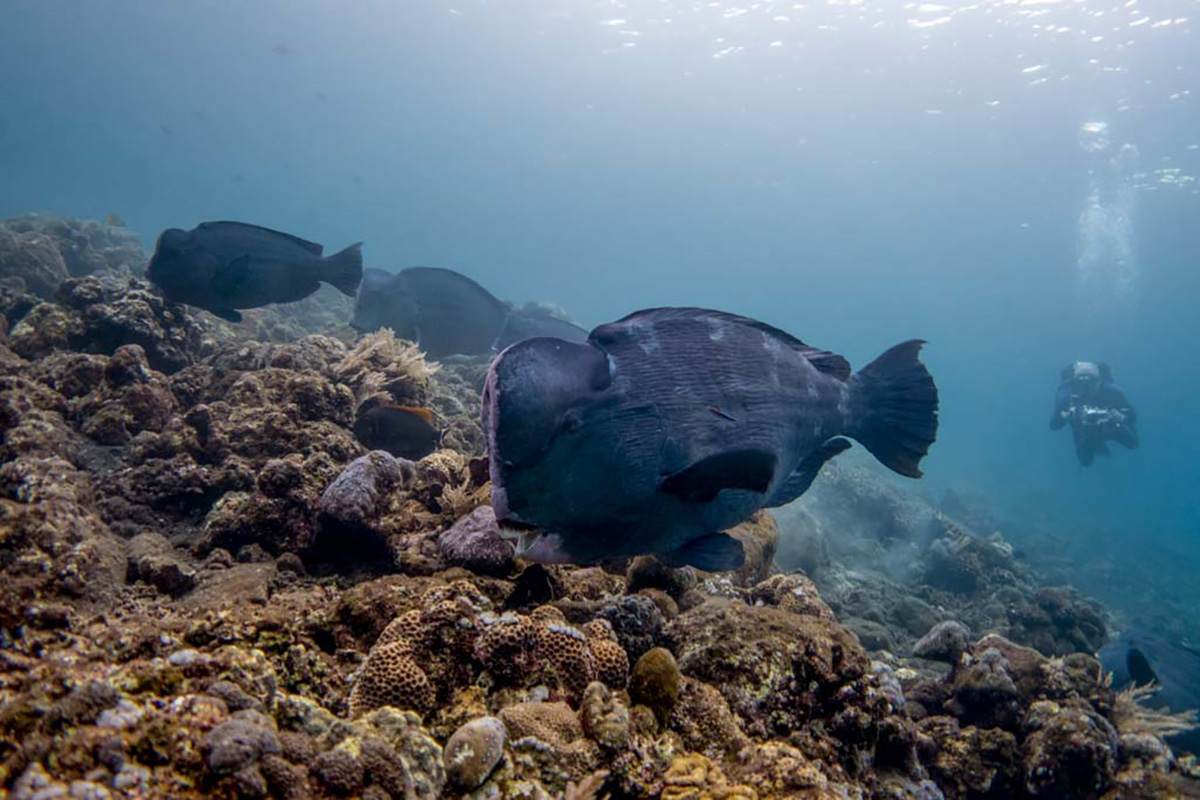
[197,221,324,255]
[602,307,852,380]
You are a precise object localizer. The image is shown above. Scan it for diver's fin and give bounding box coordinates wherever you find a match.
[323,242,364,297]
[660,449,776,503]
[198,221,324,255]
[765,437,852,508]
[211,307,243,323]
[211,254,253,296]
[661,532,746,572]
[851,340,939,478]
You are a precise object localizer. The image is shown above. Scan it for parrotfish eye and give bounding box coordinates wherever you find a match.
[562,411,583,434]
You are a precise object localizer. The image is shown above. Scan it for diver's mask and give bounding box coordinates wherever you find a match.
[1071,361,1101,391]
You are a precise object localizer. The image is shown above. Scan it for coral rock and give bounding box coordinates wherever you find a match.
[628,647,681,728]
[626,555,697,598]
[579,681,630,751]
[1022,699,1118,798]
[670,678,750,759]
[724,510,779,587]
[597,594,668,664]
[668,599,871,738]
[437,505,516,576]
[499,701,584,747]
[204,716,282,776]
[314,747,365,795]
[918,716,1020,798]
[661,753,758,800]
[948,646,1021,730]
[443,715,506,790]
[747,573,836,621]
[318,450,409,528]
[126,531,196,596]
[0,229,70,298]
[729,742,837,796]
[914,620,971,664]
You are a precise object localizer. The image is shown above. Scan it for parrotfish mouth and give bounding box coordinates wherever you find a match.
[496,519,574,564]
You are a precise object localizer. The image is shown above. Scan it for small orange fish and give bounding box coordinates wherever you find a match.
[353,401,442,461]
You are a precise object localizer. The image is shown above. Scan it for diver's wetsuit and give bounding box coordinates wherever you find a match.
[1050,370,1139,466]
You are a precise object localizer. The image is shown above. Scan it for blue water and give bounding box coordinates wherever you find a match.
[2,1,1198,620]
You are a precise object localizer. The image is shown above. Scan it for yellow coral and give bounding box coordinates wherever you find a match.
[662,753,758,800]
[336,329,438,404]
[440,477,489,519]
[565,769,611,800]
[1111,683,1200,741]
[498,701,583,747]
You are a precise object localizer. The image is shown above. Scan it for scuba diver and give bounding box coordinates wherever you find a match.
[1050,361,1139,466]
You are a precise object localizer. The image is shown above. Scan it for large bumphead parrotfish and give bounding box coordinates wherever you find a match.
[482,307,939,571]
[1098,627,1200,753]
[352,266,588,358]
[147,221,363,322]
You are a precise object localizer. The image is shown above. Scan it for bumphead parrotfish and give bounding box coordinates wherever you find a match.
[482,307,939,571]
[351,266,588,358]
[1099,627,1200,753]
[147,221,363,322]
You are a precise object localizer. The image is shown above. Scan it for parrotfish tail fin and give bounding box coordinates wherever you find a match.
[324,242,364,297]
[851,339,939,478]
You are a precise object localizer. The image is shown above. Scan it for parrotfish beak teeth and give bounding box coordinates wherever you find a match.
[497,520,541,552]
[520,532,573,564]
[496,522,572,563]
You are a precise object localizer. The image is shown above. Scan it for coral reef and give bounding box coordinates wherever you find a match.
[775,463,1112,660]
[0,218,1195,799]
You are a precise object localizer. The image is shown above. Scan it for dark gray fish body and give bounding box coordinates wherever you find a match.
[352,267,511,358]
[483,307,939,570]
[353,268,418,340]
[352,266,587,357]
[1099,628,1200,752]
[147,221,363,322]
[497,305,589,349]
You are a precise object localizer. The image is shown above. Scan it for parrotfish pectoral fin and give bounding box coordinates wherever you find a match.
[659,449,777,503]
[661,532,745,572]
[765,437,852,508]
[211,254,254,295]
[212,307,243,323]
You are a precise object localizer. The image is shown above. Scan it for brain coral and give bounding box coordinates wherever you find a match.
[349,638,435,717]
